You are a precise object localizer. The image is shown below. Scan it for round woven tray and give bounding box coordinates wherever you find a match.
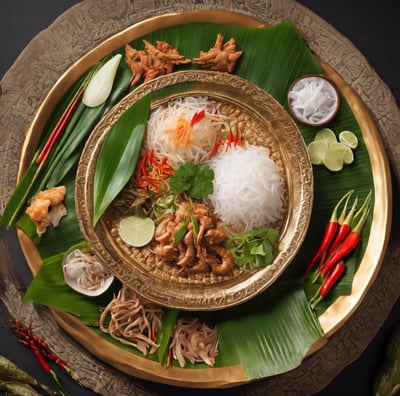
[1,1,399,395]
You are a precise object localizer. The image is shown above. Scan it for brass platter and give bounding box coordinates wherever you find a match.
[16,10,392,388]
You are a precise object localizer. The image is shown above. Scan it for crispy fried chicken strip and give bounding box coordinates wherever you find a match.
[125,40,191,85]
[193,34,243,73]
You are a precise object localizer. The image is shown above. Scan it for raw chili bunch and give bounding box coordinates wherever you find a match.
[8,317,72,395]
[306,190,372,308]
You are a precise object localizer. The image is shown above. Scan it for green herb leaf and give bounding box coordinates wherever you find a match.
[228,226,279,269]
[188,208,199,248]
[168,163,214,199]
[93,93,151,225]
[173,216,188,243]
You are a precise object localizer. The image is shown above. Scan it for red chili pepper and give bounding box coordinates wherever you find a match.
[311,261,346,308]
[31,342,51,373]
[9,317,72,375]
[321,193,371,277]
[305,190,353,275]
[31,342,69,396]
[190,109,205,126]
[322,195,358,266]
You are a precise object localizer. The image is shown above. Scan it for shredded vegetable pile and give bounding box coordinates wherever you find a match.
[288,76,338,124]
[146,96,228,165]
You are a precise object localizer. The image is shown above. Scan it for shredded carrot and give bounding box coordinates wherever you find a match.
[165,116,193,149]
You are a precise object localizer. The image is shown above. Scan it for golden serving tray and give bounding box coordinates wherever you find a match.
[17,10,392,388]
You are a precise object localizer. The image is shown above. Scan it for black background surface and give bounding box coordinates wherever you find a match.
[0,1,399,395]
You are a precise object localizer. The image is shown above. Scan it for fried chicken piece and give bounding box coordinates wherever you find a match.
[193,34,243,73]
[26,185,67,235]
[125,40,191,85]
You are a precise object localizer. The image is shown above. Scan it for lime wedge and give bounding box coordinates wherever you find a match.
[339,130,358,149]
[315,128,337,144]
[307,140,328,165]
[119,216,155,247]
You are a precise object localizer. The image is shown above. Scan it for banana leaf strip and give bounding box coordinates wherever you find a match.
[0,154,40,228]
[93,93,151,225]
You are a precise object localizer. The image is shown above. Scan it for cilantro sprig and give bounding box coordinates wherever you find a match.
[169,163,214,199]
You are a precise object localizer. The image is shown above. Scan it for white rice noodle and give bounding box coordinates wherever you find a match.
[206,143,284,234]
[146,96,228,165]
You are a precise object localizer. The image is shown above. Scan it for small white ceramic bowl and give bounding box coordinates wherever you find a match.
[287,74,340,127]
[62,249,114,297]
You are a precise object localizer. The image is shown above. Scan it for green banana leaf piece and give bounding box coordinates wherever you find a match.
[93,93,151,225]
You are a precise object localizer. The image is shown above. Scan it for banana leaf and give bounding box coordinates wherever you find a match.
[21,20,375,380]
[93,93,151,225]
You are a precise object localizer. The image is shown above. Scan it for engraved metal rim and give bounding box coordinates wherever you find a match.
[75,70,313,311]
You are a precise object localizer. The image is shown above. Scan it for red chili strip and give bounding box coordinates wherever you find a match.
[190,109,205,127]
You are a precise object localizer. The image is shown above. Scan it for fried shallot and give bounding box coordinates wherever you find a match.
[125,40,191,85]
[25,185,67,235]
[193,34,243,73]
[169,317,219,367]
[99,285,164,355]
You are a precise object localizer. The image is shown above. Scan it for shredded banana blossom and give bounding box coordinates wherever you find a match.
[99,286,164,355]
[169,317,219,367]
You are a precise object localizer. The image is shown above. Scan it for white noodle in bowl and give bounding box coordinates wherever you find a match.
[206,143,285,234]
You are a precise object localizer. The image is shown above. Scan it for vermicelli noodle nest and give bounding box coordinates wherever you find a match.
[206,143,284,234]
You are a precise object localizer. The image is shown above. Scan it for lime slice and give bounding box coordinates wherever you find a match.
[315,128,337,144]
[323,142,348,172]
[339,130,358,149]
[119,216,155,247]
[343,145,354,164]
[307,140,328,165]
